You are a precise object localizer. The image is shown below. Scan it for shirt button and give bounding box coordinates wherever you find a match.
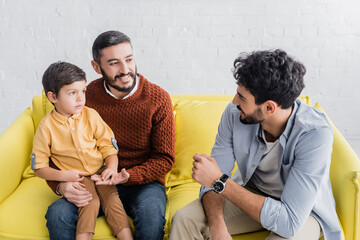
[244,177,248,181]
[72,128,75,131]
[85,166,89,169]
[260,147,264,151]
[77,148,81,152]
[251,164,255,168]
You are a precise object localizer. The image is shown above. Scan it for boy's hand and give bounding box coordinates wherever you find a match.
[62,169,88,182]
[100,167,117,183]
[92,168,130,185]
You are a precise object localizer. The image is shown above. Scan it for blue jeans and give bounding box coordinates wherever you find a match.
[45,182,167,240]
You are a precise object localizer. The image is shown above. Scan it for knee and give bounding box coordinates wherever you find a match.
[171,207,189,226]
[46,198,78,226]
[88,195,100,209]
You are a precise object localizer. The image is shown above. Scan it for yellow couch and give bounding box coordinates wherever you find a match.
[0,94,359,240]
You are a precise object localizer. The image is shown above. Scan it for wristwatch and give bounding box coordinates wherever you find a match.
[212,174,229,194]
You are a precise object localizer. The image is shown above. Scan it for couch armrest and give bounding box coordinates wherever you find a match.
[0,108,35,204]
[329,124,360,240]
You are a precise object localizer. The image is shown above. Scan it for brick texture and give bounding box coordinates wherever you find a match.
[0,0,360,155]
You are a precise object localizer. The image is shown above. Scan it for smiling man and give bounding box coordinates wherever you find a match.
[169,49,341,240]
[44,31,176,240]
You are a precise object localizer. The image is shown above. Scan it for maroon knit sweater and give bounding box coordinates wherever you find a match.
[85,74,175,186]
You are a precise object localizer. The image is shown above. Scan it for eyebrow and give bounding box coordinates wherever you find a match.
[237,91,246,100]
[107,54,133,63]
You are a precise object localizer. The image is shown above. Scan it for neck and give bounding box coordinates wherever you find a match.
[261,106,293,142]
[106,83,130,100]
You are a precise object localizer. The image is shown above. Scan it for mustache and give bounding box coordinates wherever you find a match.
[114,72,136,79]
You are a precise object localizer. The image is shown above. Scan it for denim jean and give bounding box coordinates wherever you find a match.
[45,181,167,240]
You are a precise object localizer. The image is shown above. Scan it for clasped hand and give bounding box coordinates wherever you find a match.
[192,153,223,188]
[91,168,130,185]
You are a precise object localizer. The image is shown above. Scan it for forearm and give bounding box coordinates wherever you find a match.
[202,191,226,227]
[222,179,265,222]
[35,167,67,182]
[105,154,118,171]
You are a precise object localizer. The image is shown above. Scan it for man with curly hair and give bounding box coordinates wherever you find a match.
[170,50,341,240]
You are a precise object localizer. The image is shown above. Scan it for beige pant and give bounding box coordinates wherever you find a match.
[169,197,322,240]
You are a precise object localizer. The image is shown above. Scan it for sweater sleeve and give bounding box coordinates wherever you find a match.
[125,92,175,185]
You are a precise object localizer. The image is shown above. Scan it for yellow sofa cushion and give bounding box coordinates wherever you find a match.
[165,99,230,187]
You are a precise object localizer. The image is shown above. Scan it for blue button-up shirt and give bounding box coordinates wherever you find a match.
[200,99,342,239]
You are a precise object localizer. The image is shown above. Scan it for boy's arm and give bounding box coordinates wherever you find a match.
[100,154,120,183]
[35,167,87,182]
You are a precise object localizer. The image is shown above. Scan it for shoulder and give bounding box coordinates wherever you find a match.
[86,78,103,94]
[139,74,172,105]
[37,110,54,129]
[81,106,103,122]
[294,99,331,132]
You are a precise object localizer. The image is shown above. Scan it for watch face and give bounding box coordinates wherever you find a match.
[213,181,224,193]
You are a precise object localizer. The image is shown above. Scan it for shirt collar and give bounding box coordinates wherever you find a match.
[51,108,82,124]
[281,99,300,140]
[256,99,300,142]
[103,75,138,100]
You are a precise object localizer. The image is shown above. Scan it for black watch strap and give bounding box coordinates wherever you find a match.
[220,174,229,183]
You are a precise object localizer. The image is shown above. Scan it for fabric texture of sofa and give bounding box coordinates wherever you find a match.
[0,93,359,240]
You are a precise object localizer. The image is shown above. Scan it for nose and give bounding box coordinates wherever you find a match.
[232,94,239,105]
[77,92,85,102]
[118,61,128,74]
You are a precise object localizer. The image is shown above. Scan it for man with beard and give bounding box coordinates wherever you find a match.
[169,50,341,240]
[45,31,175,240]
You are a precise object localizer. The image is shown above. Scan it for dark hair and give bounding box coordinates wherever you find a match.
[92,30,132,63]
[233,49,306,109]
[42,61,86,97]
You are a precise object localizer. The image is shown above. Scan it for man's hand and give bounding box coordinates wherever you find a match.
[209,225,232,240]
[58,182,92,207]
[61,169,88,182]
[192,153,223,188]
[91,168,130,185]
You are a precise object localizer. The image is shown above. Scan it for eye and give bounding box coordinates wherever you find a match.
[109,62,118,66]
[126,58,133,63]
[69,91,75,95]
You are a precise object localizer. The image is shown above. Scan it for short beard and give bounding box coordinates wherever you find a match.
[101,66,137,93]
[239,106,265,125]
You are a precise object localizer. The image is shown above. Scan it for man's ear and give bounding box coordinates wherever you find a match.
[264,100,277,116]
[47,91,57,104]
[91,60,102,75]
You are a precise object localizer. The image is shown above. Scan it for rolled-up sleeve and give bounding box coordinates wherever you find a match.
[260,126,333,238]
[32,121,51,170]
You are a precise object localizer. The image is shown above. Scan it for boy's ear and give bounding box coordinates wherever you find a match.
[91,60,102,75]
[47,91,57,104]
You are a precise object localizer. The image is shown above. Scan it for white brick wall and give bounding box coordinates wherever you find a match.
[1,0,360,156]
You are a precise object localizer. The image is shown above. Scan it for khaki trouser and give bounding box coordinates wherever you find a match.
[169,197,322,240]
[76,177,130,236]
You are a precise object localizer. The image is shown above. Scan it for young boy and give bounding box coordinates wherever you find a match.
[31,61,133,240]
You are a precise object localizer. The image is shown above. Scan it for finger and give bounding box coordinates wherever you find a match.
[95,179,111,185]
[72,182,89,192]
[121,168,130,178]
[91,174,102,181]
[78,172,88,176]
[102,170,112,181]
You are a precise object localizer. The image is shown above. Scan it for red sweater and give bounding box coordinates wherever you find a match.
[85,74,175,186]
